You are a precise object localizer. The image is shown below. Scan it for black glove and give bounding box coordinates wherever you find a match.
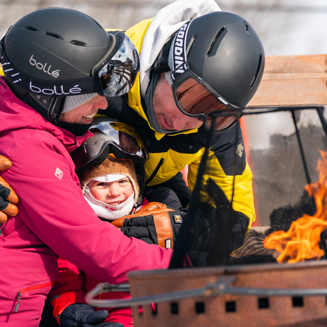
[60,303,121,327]
[121,214,157,245]
[112,202,185,249]
[0,155,19,223]
[0,184,10,211]
[188,179,249,266]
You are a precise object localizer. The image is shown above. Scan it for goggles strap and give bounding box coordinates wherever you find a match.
[169,20,192,81]
[169,113,217,269]
[91,33,117,76]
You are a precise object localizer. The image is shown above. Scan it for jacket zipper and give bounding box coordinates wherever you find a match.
[145,158,164,186]
[15,280,55,313]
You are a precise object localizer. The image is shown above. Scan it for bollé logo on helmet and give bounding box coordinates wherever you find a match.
[29,82,83,96]
[28,54,83,95]
[29,55,60,78]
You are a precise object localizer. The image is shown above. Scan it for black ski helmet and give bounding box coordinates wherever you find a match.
[0,8,139,122]
[153,11,265,131]
[177,11,264,108]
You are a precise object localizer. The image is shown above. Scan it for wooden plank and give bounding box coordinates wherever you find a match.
[249,54,327,106]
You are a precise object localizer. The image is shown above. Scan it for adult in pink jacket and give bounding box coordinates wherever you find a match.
[0,8,172,326]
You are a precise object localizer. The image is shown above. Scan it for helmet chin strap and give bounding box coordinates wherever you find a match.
[25,92,64,122]
[55,121,92,136]
[24,92,95,136]
[3,73,64,123]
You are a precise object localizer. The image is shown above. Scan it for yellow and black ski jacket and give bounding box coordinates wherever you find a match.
[104,19,256,248]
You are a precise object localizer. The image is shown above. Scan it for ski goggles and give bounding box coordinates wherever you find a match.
[166,21,240,131]
[166,69,240,131]
[95,32,139,97]
[71,119,148,172]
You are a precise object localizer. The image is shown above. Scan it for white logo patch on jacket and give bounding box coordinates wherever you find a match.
[54,168,63,179]
[237,143,244,158]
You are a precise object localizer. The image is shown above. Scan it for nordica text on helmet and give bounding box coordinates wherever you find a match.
[29,55,60,78]
[29,82,82,96]
[170,21,192,81]
[173,24,188,74]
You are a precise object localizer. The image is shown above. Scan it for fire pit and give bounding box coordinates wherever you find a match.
[86,259,327,327]
[126,261,327,327]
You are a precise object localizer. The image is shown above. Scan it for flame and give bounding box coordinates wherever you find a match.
[264,150,327,263]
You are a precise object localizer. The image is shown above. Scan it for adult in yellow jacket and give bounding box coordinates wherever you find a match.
[102,0,265,252]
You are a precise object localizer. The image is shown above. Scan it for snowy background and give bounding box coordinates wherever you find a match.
[2,0,327,57]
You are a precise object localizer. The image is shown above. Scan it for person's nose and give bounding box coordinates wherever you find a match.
[172,113,187,131]
[93,95,108,111]
[107,183,120,197]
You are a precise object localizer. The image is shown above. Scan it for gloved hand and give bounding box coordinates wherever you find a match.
[0,155,19,223]
[187,178,248,266]
[112,202,184,249]
[60,303,122,327]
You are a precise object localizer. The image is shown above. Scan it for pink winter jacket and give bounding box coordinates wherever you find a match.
[0,77,172,326]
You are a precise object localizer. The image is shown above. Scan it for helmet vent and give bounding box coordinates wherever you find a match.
[207,27,226,57]
[24,25,38,32]
[244,21,251,37]
[186,35,196,56]
[70,40,87,47]
[45,31,63,40]
[250,54,263,88]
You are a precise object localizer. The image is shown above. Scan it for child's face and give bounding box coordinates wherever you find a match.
[88,177,134,205]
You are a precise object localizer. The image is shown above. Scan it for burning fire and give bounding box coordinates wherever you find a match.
[264,150,327,263]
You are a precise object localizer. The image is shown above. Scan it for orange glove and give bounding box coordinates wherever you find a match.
[0,155,19,223]
[111,202,183,249]
[111,202,174,228]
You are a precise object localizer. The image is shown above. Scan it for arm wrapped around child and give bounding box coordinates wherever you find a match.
[50,203,184,326]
